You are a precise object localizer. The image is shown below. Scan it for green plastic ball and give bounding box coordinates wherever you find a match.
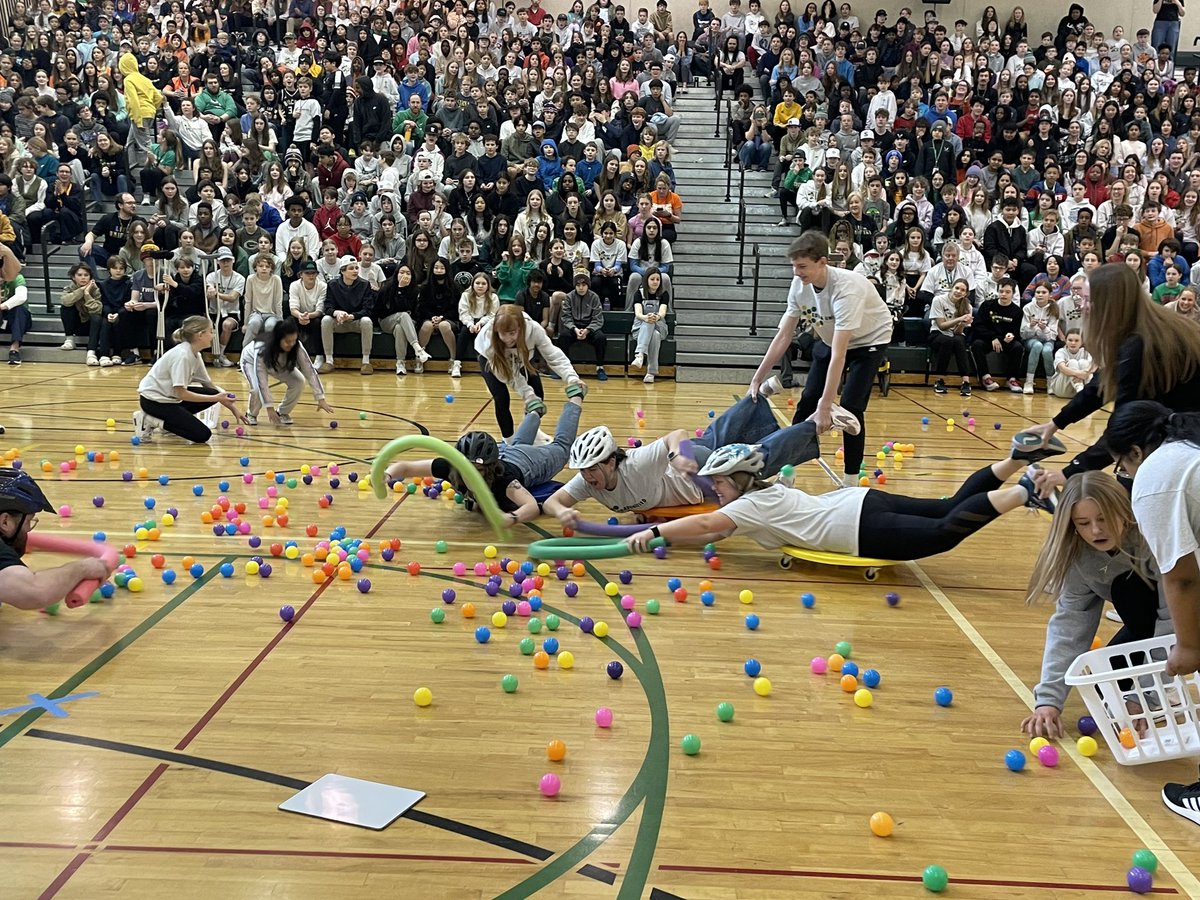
[779,464,794,477]
[716,702,734,722]
[645,598,661,615]
[430,607,446,624]
[501,674,519,693]
[835,640,852,658]
[1132,850,1159,874]
[681,733,702,755]
[359,411,367,420]
[528,618,543,634]
[286,477,298,489]
[114,572,128,588]
[454,493,464,503]
[405,482,417,494]
[545,614,560,630]
[519,637,536,655]
[435,540,448,553]
[88,589,103,604]
[703,543,716,552]
[922,865,948,893]
[44,601,61,616]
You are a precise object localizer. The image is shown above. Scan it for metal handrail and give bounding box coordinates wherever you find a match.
[736,200,747,284]
[713,80,723,137]
[748,244,762,335]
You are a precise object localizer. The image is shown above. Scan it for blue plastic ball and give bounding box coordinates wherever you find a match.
[841,661,859,677]
[708,409,715,418]
[330,477,341,489]
[100,582,116,598]
[93,531,107,541]
[607,517,619,526]
[921,416,930,425]
[475,626,491,644]
[542,637,559,654]
[607,660,624,679]
[528,596,542,611]
[700,590,715,606]
[934,686,954,707]
[862,668,881,688]
[745,614,760,630]
[348,472,359,482]
[744,658,762,677]
[1004,749,1027,772]
[219,562,235,578]
[224,523,237,535]
[885,591,901,607]
[144,497,156,509]
[189,563,204,577]
[303,474,313,485]
[130,436,141,446]
[349,557,363,572]
[800,592,816,608]
[192,484,204,496]
[667,577,682,591]
[218,480,230,491]
[240,456,250,466]
[445,394,455,403]
[86,451,96,462]
[158,475,170,485]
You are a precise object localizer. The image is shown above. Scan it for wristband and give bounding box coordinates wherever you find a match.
[650,525,662,539]
[667,451,676,460]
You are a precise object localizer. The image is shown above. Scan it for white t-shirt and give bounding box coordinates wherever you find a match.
[719,482,868,555]
[782,267,894,348]
[1132,441,1200,575]
[562,441,702,511]
[206,268,246,317]
[137,342,211,404]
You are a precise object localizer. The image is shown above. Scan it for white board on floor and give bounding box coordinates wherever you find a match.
[279,773,425,830]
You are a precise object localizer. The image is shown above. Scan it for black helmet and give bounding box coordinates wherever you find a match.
[0,468,55,515]
[456,432,499,466]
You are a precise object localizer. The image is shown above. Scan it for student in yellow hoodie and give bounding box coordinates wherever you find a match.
[770,87,803,144]
[119,53,164,189]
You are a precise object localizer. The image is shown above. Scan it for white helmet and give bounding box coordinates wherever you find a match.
[569,426,618,468]
[697,443,766,477]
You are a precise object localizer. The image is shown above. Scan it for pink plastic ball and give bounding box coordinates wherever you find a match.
[694,428,704,437]
[267,486,279,497]
[1037,745,1060,767]
[967,417,977,427]
[473,562,488,575]
[516,600,532,617]
[521,577,536,593]
[336,549,348,561]
[619,594,634,610]
[810,656,829,674]
[59,461,70,473]
[453,562,467,576]
[235,427,245,437]
[58,504,72,518]
[329,464,340,475]
[595,707,614,728]
[238,522,252,534]
[627,611,642,628]
[243,473,254,484]
[258,498,271,509]
[226,510,238,522]
[635,408,644,418]
[539,773,561,796]
[310,466,321,477]
[356,548,370,561]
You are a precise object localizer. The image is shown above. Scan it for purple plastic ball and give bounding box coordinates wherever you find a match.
[122,471,133,481]
[280,605,295,622]
[607,660,624,679]
[166,507,178,517]
[329,420,338,429]
[1127,867,1154,895]
[485,582,501,596]
[212,524,225,536]
[564,582,579,597]
[259,563,272,578]
[303,474,313,485]
[502,600,517,615]
[556,566,570,580]
[357,578,372,593]
[619,569,633,584]
[348,472,359,482]
[221,420,230,429]
[653,545,668,559]
[381,548,395,562]
[885,591,901,606]
[703,549,716,561]
[442,588,457,603]
[508,582,523,598]
[248,536,262,548]
[1077,715,1098,736]
[93,496,105,507]
[580,616,595,633]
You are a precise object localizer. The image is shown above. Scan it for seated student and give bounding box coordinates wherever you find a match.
[0,469,118,611]
[630,266,672,384]
[928,277,975,397]
[320,255,376,375]
[589,220,627,309]
[384,395,585,525]
[543,391,851,525]
[161,254,206,348]
[559,272,609,380]
[971,276,1024,393]
[1,267,30,367]
[1048,327,1096,397]
[239,318,334,426]
[623,440,1058,557]
[59,263,104,366]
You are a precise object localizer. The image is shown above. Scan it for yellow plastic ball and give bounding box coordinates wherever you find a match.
[946,418,955,427]
[74,444,86,455]
[558,651,575,669]
[854,688,874,708]
[105,418,116,428]
[137,467,149,478]
[892,452,904,462]
[300,464,311,475]
[277,497,289,509]
[484,545,498,559]
[160,513,175,526]
[359,481,369,491]
[876,451,887,460]
[135,527,149,541]
[110,451,120,461]
[285,545,300,559]
[245,561,260,575]
[491,611,508,628]
[593,620,610,638]
[1029,736,1050,754]
[753,676,772,696]
[738,589,754,604]
[604,582,619,596]
[536,563,551,577]
[413,687,433,707]
[393,481,406,492]
[1077,735,1098,757]
[126,577,144,593]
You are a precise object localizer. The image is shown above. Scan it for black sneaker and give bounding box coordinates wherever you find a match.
[933,379,947,394]
[1011,431,1069,463]
[7,349,19,366]
[1163,768,1200,825]
[959,382,972,397]
[1018,466,1058,514]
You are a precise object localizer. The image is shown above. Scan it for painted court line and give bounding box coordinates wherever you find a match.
[906,561,1200,899]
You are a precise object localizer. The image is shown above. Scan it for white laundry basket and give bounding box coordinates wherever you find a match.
[1065,634,1200,765]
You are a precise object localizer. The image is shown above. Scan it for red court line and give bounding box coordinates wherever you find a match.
[657,864,1178,893]
[104,844,536,866]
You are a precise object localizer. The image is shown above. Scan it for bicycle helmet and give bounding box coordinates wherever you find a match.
[696,444,766,478]
[569,426,617,469]
[456,432,500,466]
[0,468,54,515]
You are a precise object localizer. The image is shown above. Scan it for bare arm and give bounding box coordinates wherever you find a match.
[627,510,738,551]
[384,457,436,482]
[506,482,541,523]
[1164,552,1200,676]
[0,557,117,611]
[542,487,581,525]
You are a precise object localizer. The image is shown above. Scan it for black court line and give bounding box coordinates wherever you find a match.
[25,729,617,880]
[649,887,689,899]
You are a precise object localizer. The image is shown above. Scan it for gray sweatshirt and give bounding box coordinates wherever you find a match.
[1033,540,1170,710]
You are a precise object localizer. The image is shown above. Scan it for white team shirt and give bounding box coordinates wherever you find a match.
[720,482,868,555]
[562,441,703,511]
[782,267,894,348]
[1132,441,1200,575]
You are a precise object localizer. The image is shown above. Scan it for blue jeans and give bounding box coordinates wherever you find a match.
[1025,337,1054,378]
[1151,19,1181,59]
[693,394,820,477]
[738,140,771,170]
[500,400,582,487]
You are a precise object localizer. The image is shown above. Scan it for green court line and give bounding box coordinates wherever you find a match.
[0,558,232,752]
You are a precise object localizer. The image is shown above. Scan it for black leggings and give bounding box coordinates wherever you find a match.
[856,463,1004,559]
[478,354,545,439]
[139,386,221,444]
[930,331,969,378]
[792,339,886,477]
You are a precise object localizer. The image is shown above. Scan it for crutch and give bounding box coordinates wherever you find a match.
[197,252,220,357]
[155,284,169,360]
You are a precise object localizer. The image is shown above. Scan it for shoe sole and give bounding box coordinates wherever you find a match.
[1161,789,1200,825]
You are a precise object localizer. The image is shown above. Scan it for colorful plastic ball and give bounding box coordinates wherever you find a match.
[828,653,845,673]
[810,657,828,674]
[700,591,715,606]
[539,773,561,797]
[840,674,858,692]
[862,669,881,688]
[869,811,895,837]
[1029,736,1050,754]
[753,676,772,696]
[356,578,371,593]
[1077,715,1098,736]
[627,611,643,628]
[527,618,543,635]
[126,577,144,593]
[744,658,762,677]
[540,637,559,655]
[834,640,852,657]
[406,561,421,575]
[617,569,634,585]
[800,592,816,608]
[160,569,177,585]
[542,614,559,631]
[645,599,661,615]
[497,673,519,694]
[716,702,735,722]
[219,563,235,578]
[189,563,204,578]
[1131,850,1158,874]
[885,591,901,606]
[276,605,295,623]
[519,637,535,655]
[1037,745,1060,767]
[491,611,508,628]
[667,577,682,591]
[653,545,668,559]
[474,626,491,644]
[737,589,754,605]
[922,865,949,893]
[854,688,874,708]
[329,421,338,429]
[442,588,457,604]
[745,614,760,630]
[841,661,860,678]
[100,582,116,598]
[552,650,573,669]
[413,687,433,707]
[1004,749,1027,772]
[245,561,260,576]
[579,616,594,633]
[483,545,498,559]
[593,620,609,638]
[144,497,156,510]
[1077,735,1098,757]
[1127,868,1154,895]
[606,660,624,679]
[430,607,446,624]
[672,587,688,602]
[533,650,550,669]
[934,687,953,707]
[517,599,533,616]
[680,734,702,755]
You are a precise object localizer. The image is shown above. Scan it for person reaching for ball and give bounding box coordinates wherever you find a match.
[239,318,334,426]
[0,469,118,611]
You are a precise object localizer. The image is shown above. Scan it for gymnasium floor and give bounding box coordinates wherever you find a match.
[2,363,1198,899]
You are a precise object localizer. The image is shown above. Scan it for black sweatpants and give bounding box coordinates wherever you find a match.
[139,386,221,444]
[971,338,1023,380]
[930,331,969,378]
[792,339,886,477]
[478,354,545,439]
[558,329,607,365]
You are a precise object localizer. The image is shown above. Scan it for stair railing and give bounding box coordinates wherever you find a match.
[748,243,762,335]
[735,155,748,283]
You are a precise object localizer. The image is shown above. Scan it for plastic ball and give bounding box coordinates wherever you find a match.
[161,569,177,585]
[885,591,901,606]
[800,592,816,608]
[538,773,561,797]
[828,653,845,673]
[667,577,682,591]
[579,616,594,633]
[1004,749,1027,772]
[357,578,371,593]
[672,588,688,602]
[744,658,762,677]
[430,607,446,624]
[442,588,457,604]
[700,590,715,606]
[563,582,580,598]
[645,598,661,615]
[144,497,156,510]
[1037,745,1060,767]
[922,865,949,893]
[219,563,235,578]
[753,676,772,696]
[810,657,828,674]
[557,650,575,669]
[474,626,491,644]
[500,673,519,693]
[745,613,760,630]
[542,637,560,655]
[1132,850,1159,874]
[840,674,858,692]
[603,581,619,597]
[413,687,433,707]
[680,733,702,755]
[1127,868,1154,895]
[862,669,881,688]
[100,583,116,598]
[869,812,894,837]
[934,687,953,706]
[150,553,165,568]
[533,650,550,669]
[518,637,535,655]
[593,620,609,638]
[189,563,204,578]
[1029,736,1050,754]
[126,577,144,593]
[1077,715,1098,736]
[1077,735,1098,757]
[502,600,517,615]
[406,561,421,575]
[834,640,852,657]
[527,618,543,635]
[544,614,560,631]
[491,611,508,628]
[483,545,498,559]
[546,739,566,761]
[738,589,754,605]
[854,688,874,708]
[606,660,624,679]
[841,661,860,678]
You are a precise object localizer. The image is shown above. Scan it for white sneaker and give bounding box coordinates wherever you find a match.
[86,351,99,367]
[313,355,325,369]
[1023,378,1035,395]
[396,360,407,375]
[449,360,462,377]
[414,346,432,363]
[214,355,233,368]
[414,360,424,374]
[100,356,114,368]
[643,373,655,384]
[132,411,157,443]
[278,414,294,425]
[60,338,75,351]
[759,375,783,397]
[776,218,789,227]
[244,414,257,426]
[631,353,644,369]
[533,429,553,446]
[829,402,861,435]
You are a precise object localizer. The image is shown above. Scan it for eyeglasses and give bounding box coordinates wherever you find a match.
[1112,454,1132,478]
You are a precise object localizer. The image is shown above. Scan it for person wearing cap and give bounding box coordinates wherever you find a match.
[0,468,117,611]
[851,129,880,171]
[275,30,302,72]
[917,121,956,180]
[205,246,245,367]
[320,255,375,375]
[370,57,400,112]
[769,118,805,195]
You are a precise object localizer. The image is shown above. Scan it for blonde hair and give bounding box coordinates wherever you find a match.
[172,315,211,345]
[1023,471,1151,605]
[485,304,531,382]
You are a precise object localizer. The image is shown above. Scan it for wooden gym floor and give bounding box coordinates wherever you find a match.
[2,363,1199,899]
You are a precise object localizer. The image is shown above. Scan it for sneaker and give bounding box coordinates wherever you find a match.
[1011,431,1068,462]
[414,346,432,363]
[643,373,655,384]
[132,411,155,443]
[360,362,373,375]
[214,355,233,368]
[395,361,407,375]
[7,349,20,366]
[449,360,462,377]
[1162,769,1200,825]
[244,414,257,426]
[1018,466,1058,514]
[760,375,783,397]
[413,360,424,374]
[100,356,114,368]
[596,366,608,381]
[1008,378,1023,393]
[313,355,325,369]
[533,429,553,446]
[775,218,789,227]
[982,375,999,392]
[959,382,972,397]
[828,402,861,435]
[1023,378,1035,395]
[86,351,99,367]
[278,414,294,426]
[631,353,645,369]
[60,338,75,351]
[317,362,335,374]
[933,378,947,394]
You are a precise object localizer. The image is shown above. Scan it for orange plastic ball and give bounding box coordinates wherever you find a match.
[314,547,329,561]
[137,467,148,478]
[869,812,895,837]
[301,553,315,567]
[41,461,53,472]
[572,562,586,577]
[338,567,353,580]
[311,571,325,584]
[200,512,214,524]
[546,739,567,761]
[698,580,714,592]
[533,651,551,669]
[109,451,120,461]
[505,560,519,574]
[1119,728,1136,749]
[262,515,275,527]
[840,673,858,692]
[147,528,161,541]
[264,470,276,481]
[234,502,247,514]
[181,556,195,569]
[828,653,845,673]
[462,602,476,618]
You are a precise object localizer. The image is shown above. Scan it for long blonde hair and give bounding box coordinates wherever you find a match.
[1023,471,1151,605]
[1086,262,1200,400]
[486,304,532,382]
